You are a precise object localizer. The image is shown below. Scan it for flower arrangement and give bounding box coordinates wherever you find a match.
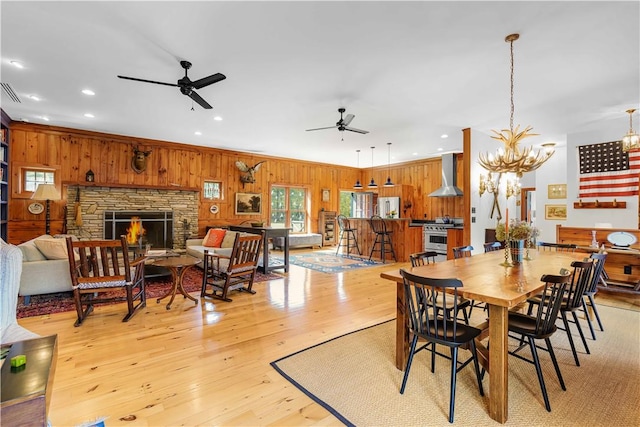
[496,220,538,241]
[387,210,397,218]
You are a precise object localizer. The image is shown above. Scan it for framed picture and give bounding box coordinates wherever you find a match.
[548,183,567,199]
[322,188,330,202]
[235,192,262,215]
[545,204,567,220]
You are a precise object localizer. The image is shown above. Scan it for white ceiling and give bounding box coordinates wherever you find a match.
[1,1,638,167]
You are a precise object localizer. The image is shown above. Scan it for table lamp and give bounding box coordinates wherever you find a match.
[31,183,61,235]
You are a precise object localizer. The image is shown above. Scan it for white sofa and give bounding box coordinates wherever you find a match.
[18,235,76,304]
[186,229,239,265]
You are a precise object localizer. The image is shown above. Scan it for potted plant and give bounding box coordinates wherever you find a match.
[495,220,539,263]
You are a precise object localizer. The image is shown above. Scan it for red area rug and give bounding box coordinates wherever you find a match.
[17,267,283,318]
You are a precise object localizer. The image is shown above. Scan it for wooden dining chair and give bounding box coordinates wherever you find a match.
[201,232,263,302]
[508,272,572,412]
[66,236,146,327]
[399,269,484,423]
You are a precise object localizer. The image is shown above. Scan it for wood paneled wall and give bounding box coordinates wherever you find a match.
[7,122,465,244]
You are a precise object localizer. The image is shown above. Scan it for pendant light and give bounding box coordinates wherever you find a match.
[621,108,639,152]
[367,146,377,188]
[383,142,394,187]
[353,149,363,189]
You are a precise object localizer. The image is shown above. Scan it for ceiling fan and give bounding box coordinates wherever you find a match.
[306,107,369,134]
[117,60,225,109]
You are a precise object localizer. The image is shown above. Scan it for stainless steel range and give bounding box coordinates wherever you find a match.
[423,218,463,255]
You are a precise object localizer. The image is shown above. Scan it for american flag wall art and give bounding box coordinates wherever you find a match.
[578,141,640,198]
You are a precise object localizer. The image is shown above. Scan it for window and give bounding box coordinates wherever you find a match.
[24,169,55,192]
[270,186,308,233]
[203,180,223,200]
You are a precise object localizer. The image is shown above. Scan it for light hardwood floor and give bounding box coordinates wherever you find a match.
[16,253,639,426]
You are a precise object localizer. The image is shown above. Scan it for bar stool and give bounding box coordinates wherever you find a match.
[336,215,361,255]
[368,215,397,263]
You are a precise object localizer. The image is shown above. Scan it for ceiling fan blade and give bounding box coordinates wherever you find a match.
[188,90,212,109]
[191,73,226,89]
[117,75,179,87]
[306,125,339,132]
[344,126,369,134]
[342,113,355,126]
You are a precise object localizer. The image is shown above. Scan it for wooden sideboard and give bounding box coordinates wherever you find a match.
[556,225,640,293]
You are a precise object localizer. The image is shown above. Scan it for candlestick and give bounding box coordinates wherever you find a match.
[505,208,509,237]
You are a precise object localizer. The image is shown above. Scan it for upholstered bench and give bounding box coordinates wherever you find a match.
[273,233,322,250]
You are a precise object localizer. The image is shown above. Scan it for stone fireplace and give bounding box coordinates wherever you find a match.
[66,186,199,250]
[104,210,174,249]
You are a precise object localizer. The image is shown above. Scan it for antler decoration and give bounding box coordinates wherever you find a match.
[235,160,266,188]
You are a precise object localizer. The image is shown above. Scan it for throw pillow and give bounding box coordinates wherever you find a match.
[203,228,226,248]
[34,238,69,260]
[221,231,238,248]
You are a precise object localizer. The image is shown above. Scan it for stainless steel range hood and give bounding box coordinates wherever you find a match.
[428,153,463,197]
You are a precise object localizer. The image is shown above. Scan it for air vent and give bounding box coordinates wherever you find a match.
[1,82,21,103]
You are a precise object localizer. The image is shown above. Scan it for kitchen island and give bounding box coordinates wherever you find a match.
[345,217,422,262]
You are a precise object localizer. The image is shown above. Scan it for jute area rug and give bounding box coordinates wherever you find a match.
[271,305,640,426]
[276,250,383,274]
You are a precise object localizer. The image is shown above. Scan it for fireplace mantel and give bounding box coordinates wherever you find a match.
[63,181,199,192]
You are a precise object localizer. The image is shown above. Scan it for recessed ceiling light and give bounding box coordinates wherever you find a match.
[213,116,223,121]
[41,116,49,121]
[194,131,202,136]
[441,134,448,139]
[412,152,418,156]
[84,113,94,118]
[10,60,23,69]
[28,95,40,101]
[437,147,443,151]
[82,89,95,96]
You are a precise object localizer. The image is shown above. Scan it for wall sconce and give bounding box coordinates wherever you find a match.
[506,177,521,199]
[479,172,498,196]
[85,169,94,182]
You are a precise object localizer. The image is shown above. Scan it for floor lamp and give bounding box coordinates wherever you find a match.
[32,183,61,235]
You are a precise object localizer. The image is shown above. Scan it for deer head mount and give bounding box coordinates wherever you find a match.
[235,160,265,187]
[132,145,152,174]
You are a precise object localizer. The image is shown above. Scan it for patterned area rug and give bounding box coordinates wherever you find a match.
[17,267,283,318]
[282,251,383,273]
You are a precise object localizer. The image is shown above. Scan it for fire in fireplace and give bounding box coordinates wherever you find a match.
[104,211,173,249]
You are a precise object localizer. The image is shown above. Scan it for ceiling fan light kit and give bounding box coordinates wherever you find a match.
[117,60,225,109]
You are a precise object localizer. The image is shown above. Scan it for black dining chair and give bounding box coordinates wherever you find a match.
[408,252,471,325]
[537,242,577,252]
[399,269,484,423]
[409,251,438,266]
[508,272,572,412]
[452,245,473,259]
[483,241,502,252]
[580,252,608,340]
[527,260,594,367]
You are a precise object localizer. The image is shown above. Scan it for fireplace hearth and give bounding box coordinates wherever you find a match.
[104,211,173,249]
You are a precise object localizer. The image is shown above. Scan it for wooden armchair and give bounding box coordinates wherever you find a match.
[200,232,264,302]
[66,236,146,326]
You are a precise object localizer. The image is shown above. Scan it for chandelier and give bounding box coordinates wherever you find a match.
[621,108,639,152]
[478,33,555,178]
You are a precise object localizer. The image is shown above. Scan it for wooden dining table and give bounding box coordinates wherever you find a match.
[380,249,584,424]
